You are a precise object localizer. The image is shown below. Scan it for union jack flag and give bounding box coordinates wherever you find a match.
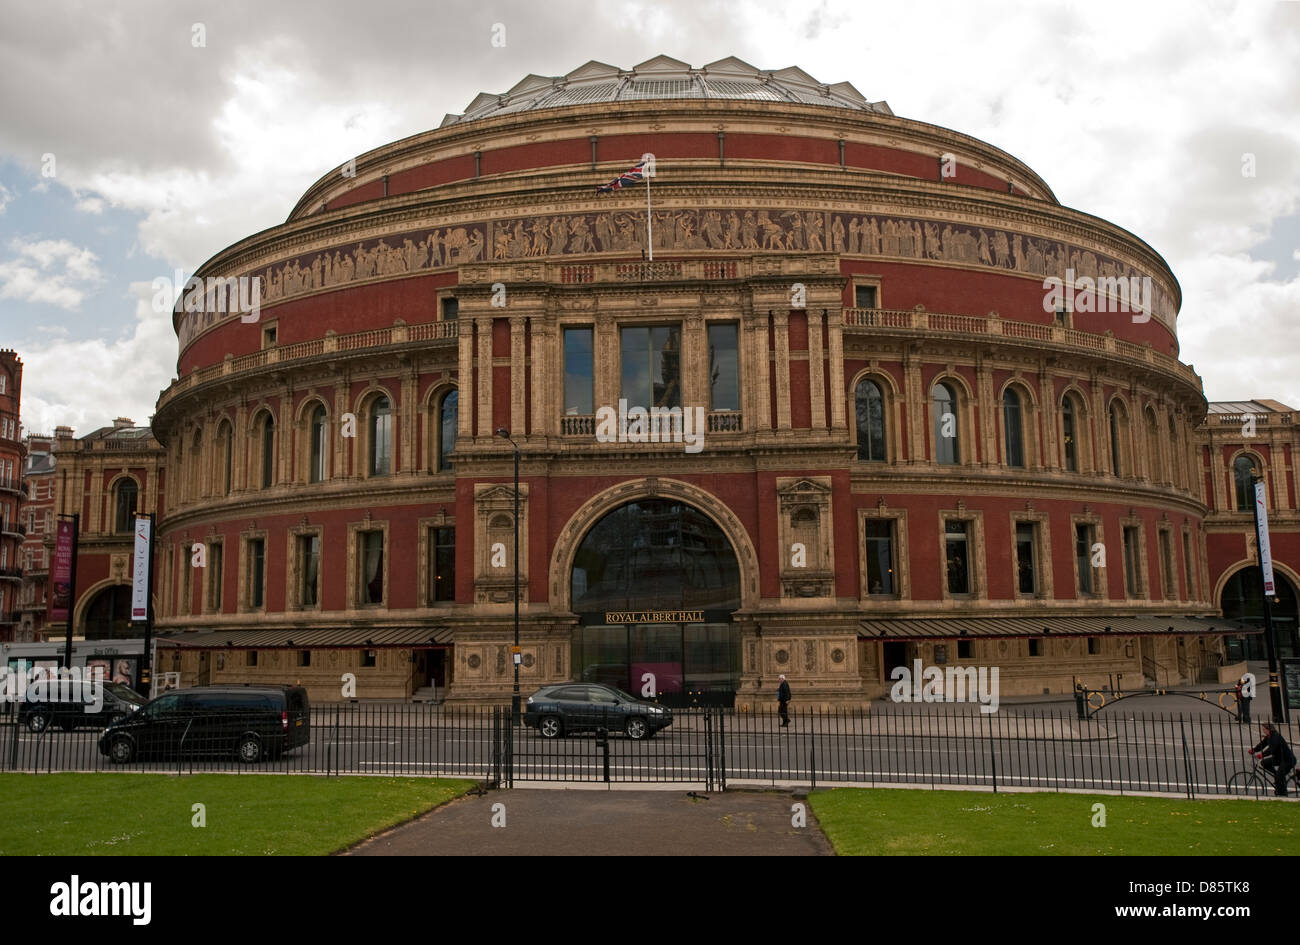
[596,159,648,194]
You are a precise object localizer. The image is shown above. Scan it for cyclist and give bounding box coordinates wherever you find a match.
[1250,722,1296,797]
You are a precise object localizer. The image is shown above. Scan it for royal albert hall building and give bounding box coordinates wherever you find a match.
[146,56,1254,707]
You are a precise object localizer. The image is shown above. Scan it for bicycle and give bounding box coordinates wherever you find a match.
[1227,753,1298,797]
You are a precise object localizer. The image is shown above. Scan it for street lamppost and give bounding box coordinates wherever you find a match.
[495,428,521,723]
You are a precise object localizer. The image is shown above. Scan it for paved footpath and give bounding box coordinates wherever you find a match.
[344,788,834,856]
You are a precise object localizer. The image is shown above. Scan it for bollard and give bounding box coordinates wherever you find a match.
[596,726,610,784]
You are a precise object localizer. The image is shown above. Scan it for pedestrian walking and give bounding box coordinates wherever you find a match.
[1250,722,1296,797]
[1235,675,1252,724]
[777,674,791,728]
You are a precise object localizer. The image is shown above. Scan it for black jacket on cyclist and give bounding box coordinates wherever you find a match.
[1252,729,1296,769]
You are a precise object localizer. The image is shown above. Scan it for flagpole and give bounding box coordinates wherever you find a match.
[646,162,653,262]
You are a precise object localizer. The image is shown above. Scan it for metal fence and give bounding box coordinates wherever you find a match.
[2,702,1296,798]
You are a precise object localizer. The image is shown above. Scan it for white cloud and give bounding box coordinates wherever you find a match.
[17,282,175,436]
[75,195,105,214]
[0,238,102,309]
[0,182,12,214]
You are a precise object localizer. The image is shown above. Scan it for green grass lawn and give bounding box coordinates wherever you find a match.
[809,788,1300,855]
[0,773,476,855]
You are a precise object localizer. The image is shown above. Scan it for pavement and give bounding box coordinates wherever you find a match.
[343,787,834,856]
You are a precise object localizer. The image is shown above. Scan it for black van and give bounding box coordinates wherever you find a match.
[98,685,310,764]
[20,679,146,732]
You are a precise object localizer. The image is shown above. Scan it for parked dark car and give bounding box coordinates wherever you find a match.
[20,679,146,733]
[98,685,310,764]
[524,683,672,740]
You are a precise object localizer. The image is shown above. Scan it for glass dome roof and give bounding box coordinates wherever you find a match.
[440,56,892,127]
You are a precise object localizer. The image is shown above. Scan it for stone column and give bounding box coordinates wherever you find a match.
[1038,365,1057,471]
[278,391,293,483]
[333,381,349,479]
[904,345,924,463]
[530,317,547,437]
[748,313,771,431]
[509,316,526,437]
[458,313,474,438]
[683,314,705,411]
[976,357,994,467]
[477,317,494,437]
[595,312,617,416]
[1090,372,1107,476]
[400,370,418,473]
[808,309,826,430]
[233,402,248,491]
[826,307,847,432]
[773,310,791,431]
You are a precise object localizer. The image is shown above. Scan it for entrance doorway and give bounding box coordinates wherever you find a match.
[570,498,742,708]
[882,642,908,681]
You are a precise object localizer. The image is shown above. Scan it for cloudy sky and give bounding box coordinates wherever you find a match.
[1,0,1297,436]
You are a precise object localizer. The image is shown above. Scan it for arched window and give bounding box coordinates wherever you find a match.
[1061,396,1079,472]
[438,390,458,473]
[1234,455,1259,511]
[1003,388,1024,468]
[113,479,138,534]
[932,382,959,465]
[217,421,233,495]
[309,404,328,483]
[1108,402,1127,477]
[855,378,886,462]
[259,412,276,489]
[369,396,392,476]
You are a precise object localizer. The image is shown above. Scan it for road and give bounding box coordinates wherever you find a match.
[3,699,1292,798]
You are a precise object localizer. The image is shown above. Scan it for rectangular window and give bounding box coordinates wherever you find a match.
[247,650,258,667]
[1182,532,1194,598]
[864,520,895,596]
[249,538,266,609]
[854,285,878,309]
[261,325,277,348]
[441,297,458,321]
[1087,637,1099,655]
[360,531,384,605]
[1015,522,1037,595]
[1159,530,1175,599]
[207,543,223,613]
[299,534,321,607]
[361,649,377,668]
[1028,639,1041,657]
[1075,523,1095,596]
[957,639,972,660]
[563,328,594,416]
[945,520,971,595]
[620,325,681,409]
[298,650,311,667]
[1122,526,1140,598]
[432,527,455,603]
[707,323,739,411]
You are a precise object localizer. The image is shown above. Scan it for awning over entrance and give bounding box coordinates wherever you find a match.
[858,616,1261,640]
[155,627,454,649]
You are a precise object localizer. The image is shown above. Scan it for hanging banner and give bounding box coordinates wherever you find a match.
[1255,480,1275,596]
[50,520,75,621]
[131,516,151,621]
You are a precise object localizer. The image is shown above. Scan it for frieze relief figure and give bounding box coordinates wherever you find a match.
[180,205,1174,351]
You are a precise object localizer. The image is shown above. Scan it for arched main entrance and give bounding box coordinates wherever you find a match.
[571,498,741,707]
[82,584,133,639]
[1220,567,1299,661]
